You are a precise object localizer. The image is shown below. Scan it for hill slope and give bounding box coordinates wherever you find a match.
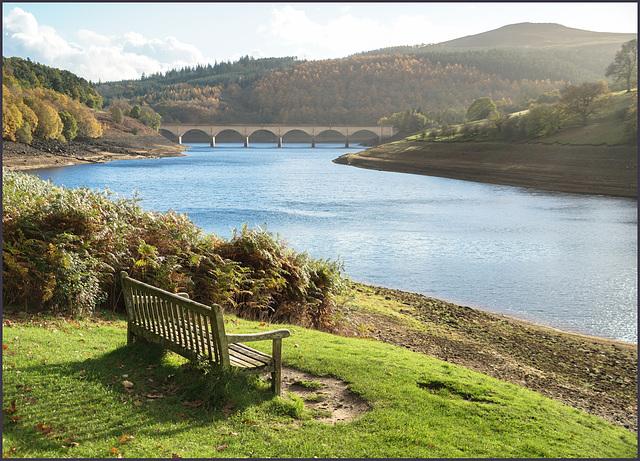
[438,22,636,49]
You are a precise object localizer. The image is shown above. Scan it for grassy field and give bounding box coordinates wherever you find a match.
[407,89,635,146]
[3,308,636,458]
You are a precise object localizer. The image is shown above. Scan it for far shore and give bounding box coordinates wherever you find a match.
[2,135,188,172]
[334,140,638,198]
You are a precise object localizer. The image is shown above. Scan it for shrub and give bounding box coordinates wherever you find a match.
[110,106,124,124]
[2,171,348,330]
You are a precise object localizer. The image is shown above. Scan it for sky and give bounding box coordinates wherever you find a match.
[2,2,637,83]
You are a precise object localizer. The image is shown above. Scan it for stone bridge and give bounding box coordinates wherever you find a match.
[159,123,398,147]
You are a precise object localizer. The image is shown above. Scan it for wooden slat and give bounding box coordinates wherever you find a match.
[228,343,272,368]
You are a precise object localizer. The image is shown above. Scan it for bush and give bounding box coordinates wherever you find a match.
[109,106,124,124]
[2,172,348,330]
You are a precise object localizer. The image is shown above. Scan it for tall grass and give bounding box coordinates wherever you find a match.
[2,170,348,331]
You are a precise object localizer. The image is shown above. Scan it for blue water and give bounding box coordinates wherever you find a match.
[29,143,638,343]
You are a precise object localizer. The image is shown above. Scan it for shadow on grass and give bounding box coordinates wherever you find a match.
[4,341,277,452]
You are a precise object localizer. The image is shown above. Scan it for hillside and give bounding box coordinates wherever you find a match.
[93,23,635,126]
[2,111,185,171]
[358,23,637,83]
[437,22,636,49]
[334,92,638,198]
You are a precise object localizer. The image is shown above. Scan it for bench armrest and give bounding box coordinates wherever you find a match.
[226,329,291,343]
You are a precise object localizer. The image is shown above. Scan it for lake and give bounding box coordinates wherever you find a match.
[29,143,638,343]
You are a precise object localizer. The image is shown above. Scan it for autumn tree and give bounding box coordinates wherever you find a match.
[606,39,638,93]
[559,80,613,125]
[24,97,63,140]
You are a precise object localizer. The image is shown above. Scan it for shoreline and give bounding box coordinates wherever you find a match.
[334,140,638,198]
[349,283,637,432]
[2,136,188,172]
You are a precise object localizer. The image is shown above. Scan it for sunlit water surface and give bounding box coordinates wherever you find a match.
[30,143,638,343]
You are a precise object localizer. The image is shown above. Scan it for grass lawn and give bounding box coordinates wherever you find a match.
[2,311,637,458]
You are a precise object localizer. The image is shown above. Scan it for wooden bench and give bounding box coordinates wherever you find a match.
[120,272,290,395]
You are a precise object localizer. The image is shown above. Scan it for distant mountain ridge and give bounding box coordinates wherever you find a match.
[437,22,636,49]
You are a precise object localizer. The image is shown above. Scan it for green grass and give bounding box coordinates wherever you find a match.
[3,312,637,458]
[406,89,636,146]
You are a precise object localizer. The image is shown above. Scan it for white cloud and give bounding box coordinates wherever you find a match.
[2,6,211,82]
[4,7,78,61]
[259,5,460,58]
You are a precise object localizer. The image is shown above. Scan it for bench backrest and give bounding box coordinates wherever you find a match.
[120,272,231,367]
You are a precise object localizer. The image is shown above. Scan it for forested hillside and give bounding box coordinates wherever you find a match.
[3,57,103,108]
[92,23,634,126]
[3,58,103,143]
[95,54,564,125]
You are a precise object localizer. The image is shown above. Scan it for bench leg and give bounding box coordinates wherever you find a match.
[271,338,283,395]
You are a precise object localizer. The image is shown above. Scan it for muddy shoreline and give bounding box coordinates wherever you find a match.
[347,283,637,433]
[334,140,638,198]
[1,135,187,172]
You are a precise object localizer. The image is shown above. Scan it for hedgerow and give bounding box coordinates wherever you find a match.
[2,170,348,331]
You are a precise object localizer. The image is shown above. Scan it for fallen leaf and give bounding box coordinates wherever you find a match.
[119,435,135,442]
[146,394,164,399]
[10,415,22,421]
[121,380,134,389]
[27,397,37,404]
[110,447,118,453]
[171,454,182,458]
[5,400,17,414]
[216,444,228,451]
[133,400,143,406]
[2,345,8,351]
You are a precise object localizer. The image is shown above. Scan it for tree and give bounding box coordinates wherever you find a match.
[110,106,124,124]
[59,110,78,141]
[606,39,638,93]
[129,104,141,119]
[489,112,508,133]
[559,80,613,125]
[523,103,565,137]
[24,98,63,140]
[466,97,497,121]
